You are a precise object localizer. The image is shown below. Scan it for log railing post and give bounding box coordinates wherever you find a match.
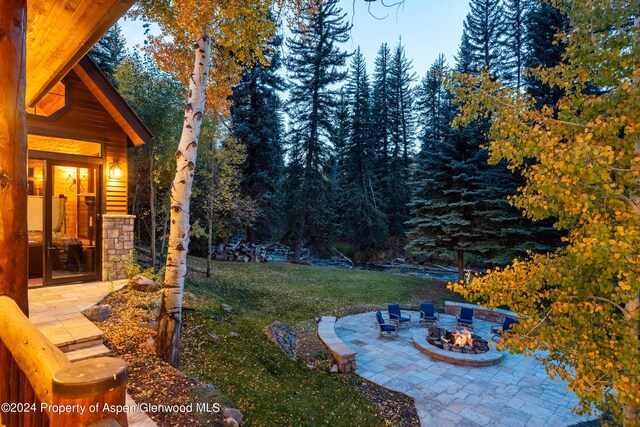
[1,297,130,426]
[51,357,128,427]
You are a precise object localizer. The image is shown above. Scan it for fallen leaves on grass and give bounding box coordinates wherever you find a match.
[97,287,227,427]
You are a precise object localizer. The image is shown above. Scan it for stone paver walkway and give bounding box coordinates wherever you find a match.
[336,311,594,427]
[29,280,128,347]
[29,280,157,427]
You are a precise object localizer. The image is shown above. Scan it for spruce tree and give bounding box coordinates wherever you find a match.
[408,55,480,280]
[330,89,351,242]
[524,0,569,110]
[384,40,415,244]
[463,0,505,75]
[230,33,285,243]
[89,23,127,83]
[284,0,350,260]
[459,2,561,266]
[339,48,387,252]
[502,0,529,91]
[371,43,392,225]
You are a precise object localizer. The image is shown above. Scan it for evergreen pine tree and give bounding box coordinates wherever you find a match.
[89,23,127,83]
[524,0,569,110]
[502,0,530,91]
[384,40,415,245]
[230,32,285,243]
[371,43,392,226]
[455,31,475,75]
[463,0,505,75]
[329,89,350,242]
[339,48,387,251]
[284,0,350,260]
[409,53,483,280]
[460,3,561,267]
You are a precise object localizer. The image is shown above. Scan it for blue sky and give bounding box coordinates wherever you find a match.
[119,0,470,79]
[337,0,470,78]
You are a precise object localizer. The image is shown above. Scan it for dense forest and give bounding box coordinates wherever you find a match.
[90,0,567,277]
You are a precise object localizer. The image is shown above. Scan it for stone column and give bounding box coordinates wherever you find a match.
[101,215,135,281]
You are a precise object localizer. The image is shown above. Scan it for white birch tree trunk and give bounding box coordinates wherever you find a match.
[156,32,211,366]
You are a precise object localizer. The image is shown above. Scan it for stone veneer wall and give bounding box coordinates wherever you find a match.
[444,301,518,325]
[317,316,356,373]
[102,214,135,281]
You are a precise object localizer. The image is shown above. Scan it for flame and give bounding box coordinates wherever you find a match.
[450,328,473,347]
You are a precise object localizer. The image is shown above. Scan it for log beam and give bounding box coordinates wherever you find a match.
[0,0,29,314]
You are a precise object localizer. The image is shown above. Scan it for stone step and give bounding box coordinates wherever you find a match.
[65,343,111,362]
[32,312,106,352]
[58,336,105,353]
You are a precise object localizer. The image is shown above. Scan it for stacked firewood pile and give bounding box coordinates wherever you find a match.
[212,241,311,263]
[213,242,270,263]
[263,242,297,259]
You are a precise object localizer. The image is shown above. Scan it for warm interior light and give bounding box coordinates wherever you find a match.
[110,162,122,179]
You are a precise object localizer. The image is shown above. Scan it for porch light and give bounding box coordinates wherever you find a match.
[109,162,122,179]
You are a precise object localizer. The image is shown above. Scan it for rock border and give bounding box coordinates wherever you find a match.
[444,301,518,325]
[412,331,503,367]
[317,316,356,374]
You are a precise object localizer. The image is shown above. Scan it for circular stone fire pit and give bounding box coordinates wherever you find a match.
[427,327,489,354]
[413,327,503,367]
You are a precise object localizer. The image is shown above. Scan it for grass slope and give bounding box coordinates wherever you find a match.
[180,260,461,426]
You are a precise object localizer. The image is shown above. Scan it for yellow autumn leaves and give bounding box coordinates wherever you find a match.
[448,0,640,423]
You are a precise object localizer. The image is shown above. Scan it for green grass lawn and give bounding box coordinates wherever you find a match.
[179,260,463,427]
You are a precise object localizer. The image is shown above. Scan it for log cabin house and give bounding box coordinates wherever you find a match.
[0,1,151,425]
[27,56,151,286]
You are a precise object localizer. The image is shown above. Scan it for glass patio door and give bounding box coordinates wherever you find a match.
[44,161,100,283]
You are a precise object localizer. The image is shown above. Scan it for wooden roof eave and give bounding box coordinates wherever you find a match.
[26,0,137,108]
[73,57,152,147]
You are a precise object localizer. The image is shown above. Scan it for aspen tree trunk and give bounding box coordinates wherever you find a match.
[156,32,211,366]
[149,144,156,269]
[0,0,29,315]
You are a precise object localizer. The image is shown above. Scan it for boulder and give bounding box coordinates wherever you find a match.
[223,408,243,424]
[82,304,112,322]
[130,275,159,292]
[221,303,235,314]
[330,364,340,373]
[265,321,297,361]
[230,332,240,338]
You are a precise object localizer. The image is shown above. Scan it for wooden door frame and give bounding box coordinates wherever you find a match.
[43,159,102,285]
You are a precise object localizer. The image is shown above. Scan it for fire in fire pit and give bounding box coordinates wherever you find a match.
[426,327,489,354]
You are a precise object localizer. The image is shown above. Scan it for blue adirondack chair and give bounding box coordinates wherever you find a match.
[419,302,439,326]
[388,304,411,329]
[491,317,519,341]
[376,311,398,336]
[456,307,474,329]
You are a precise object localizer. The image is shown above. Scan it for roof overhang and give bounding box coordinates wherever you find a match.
[26,0,137,107]
[74,57,152,147]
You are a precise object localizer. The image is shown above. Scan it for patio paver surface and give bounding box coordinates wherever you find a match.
[29,280,128,345]
[335,311,595,427]
[28,280,157,427]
